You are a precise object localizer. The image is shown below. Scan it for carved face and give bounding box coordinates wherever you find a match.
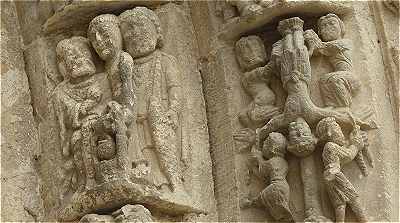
[88,22,122,61]
[59,42,96,79]
[262,132,286,159]
[120,18,158,58]
[322,119,346,146]
[287,118,316,157]
[235,36,267,71]
[319,17,342,41]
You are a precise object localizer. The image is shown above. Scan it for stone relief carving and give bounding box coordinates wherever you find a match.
[119,7,185,193]
[216,0,283,21]
[240,132,293,222]
[50,6,200,221]
[305,14,360,109]
[235,35,280,129]
[234,14,377,222]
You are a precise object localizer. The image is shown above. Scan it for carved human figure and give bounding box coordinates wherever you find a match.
[241,132,293,222]
[305,13,360,108]
[53,36,102,190]
[88,14,135,122]
[235,35,280,128]
[316,117,371,223]
[119,7,184,192]
[234,17,374,146]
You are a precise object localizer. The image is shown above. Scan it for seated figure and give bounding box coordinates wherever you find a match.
[305,13,360,108]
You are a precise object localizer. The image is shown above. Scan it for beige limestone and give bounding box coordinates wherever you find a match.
[1,0,399,222]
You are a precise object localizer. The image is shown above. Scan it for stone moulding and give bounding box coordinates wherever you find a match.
[43,1,171,34]
[57,178,205,222]
[217,1,353,41]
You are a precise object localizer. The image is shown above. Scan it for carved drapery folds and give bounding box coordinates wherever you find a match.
[234,14,377,222]
[49,6,202,222]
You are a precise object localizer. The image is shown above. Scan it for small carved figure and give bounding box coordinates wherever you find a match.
[119,7,184,192]
[305,13,360,108]
[53,36,102,190]
[235,35,280,128]
[88,14,135,123]
[316,117,371,223]
[241,132,293,222]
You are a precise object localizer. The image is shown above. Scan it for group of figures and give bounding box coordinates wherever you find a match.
[234,14,376,222]
[52,6,186,201]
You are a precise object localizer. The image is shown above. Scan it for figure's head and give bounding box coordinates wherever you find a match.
[119,7,163,58]
[318,13,345,41]
[316,117,346,146]
[56,36,96,79]
[287,117,316,157]
[262,132,287,159]
[88,14,122,61]
[235,35,267,71]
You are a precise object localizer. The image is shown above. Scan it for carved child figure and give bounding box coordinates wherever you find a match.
[235,35,280,128]
[241,132,293,222]
[316,117,370,223]
[53,36,102,190]
[305,13,360,108]
[119,7,184,192]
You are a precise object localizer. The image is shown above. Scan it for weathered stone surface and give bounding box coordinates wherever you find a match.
[2,0,399,222]
[1,1,44,221]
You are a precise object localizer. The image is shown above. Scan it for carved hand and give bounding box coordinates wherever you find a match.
[166,109,179,131]
[349,125,366,150]
[233,128,256,147]
[107,101,128,135]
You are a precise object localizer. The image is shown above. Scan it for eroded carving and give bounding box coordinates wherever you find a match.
[305,14,360,108]
[235,36,280,128]
[119,7,185,193]
[234,14,377,222]
[316,117,372,222]
[241,132,293,222]
[53,36,103,192]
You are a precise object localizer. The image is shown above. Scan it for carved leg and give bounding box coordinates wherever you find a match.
[301,155,332,222]
[154,140,182,192]
[309,106,377,130]
[335,205,346,223]
[348,198,368,222]
[81,124,97,190]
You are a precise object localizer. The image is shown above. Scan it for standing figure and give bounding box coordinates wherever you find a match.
[53,36,102,190]
[119,7,184,192]
[88,14,147,169]
[316,117,370,223]
[241,132,293,222]
[88,14,135,122]
[235,35,280,128]
[305,13,360,108]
